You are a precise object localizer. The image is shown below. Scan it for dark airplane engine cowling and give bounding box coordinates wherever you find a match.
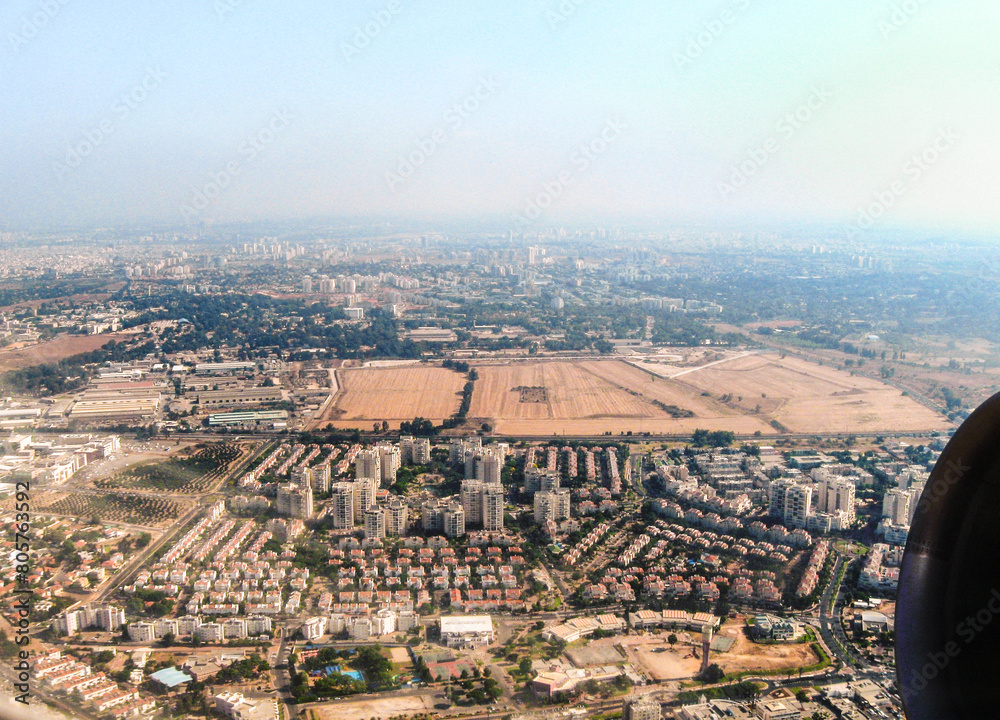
[897,393,1000,719]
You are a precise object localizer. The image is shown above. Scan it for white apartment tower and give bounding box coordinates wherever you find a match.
[310,464,331,493]
[483,483,505,531]
[276,483,314,519]
[461,480,485,525]
[329,482,355,529]
[400,436,415,465]
[883,488,914,526]
[402,435,431,465]
[355,448,381,486]
[474,447,503,484]
[364,507,386,539]
[819,476,856,524]
[376,442,401,485]
[413,438,431,464]
[534,489,571,523]
[443,503,466,538]
[387,498,408,536]
[353,477,376,519]
[783,484,813,529]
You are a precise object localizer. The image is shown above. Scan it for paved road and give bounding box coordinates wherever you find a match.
[271,633,295,720]
[818,553,862,670]
[305,366,341,431]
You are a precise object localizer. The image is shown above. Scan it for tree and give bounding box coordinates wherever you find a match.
[698,663,725,683]
[484,678,502,700]
[667,633,678,647]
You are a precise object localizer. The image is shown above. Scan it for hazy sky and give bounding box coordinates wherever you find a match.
[2,1,999,235]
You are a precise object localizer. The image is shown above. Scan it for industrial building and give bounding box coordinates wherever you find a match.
[195,362,257,374]
[194,387,283,407]
[207,410,288,427]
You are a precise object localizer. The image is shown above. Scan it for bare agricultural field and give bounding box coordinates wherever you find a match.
[675,353,948,434]
[327,365,466,429]
[0,331,130,371]
[325,353,947,436]
[468,359,772,436]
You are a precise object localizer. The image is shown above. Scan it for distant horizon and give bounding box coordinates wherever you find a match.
[3,1,999,235]
[1,214,996,246]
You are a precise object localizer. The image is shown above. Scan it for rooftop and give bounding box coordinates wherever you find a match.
[440,615,493,634]
[150,667,193,688]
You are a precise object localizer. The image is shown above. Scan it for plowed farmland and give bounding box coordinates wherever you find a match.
[325,354,949,436]
[467,359,766,435]
[327,365,466,428]
[674,353,945,434]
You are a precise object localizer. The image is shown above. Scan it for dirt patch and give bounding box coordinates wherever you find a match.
[307,690,438,719]
[0,332,131,371]
[616,635,701,681]
[389,646,412,664]
[720,627,821,674]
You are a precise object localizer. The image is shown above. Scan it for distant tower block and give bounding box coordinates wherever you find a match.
[700,624,714,675]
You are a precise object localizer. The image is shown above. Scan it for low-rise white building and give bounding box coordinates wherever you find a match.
[301,616,327,641]
[439,615,494,649]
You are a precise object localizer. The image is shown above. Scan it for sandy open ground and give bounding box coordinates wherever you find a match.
[674,353,946,434]
[718,626,821,674]
[615,635,702,681]
[620,622,821,681]
[327,365,466,429]
[389,646,412,663]
[0,331,130,371]
[323,353,948,436]
[306,691,437,720]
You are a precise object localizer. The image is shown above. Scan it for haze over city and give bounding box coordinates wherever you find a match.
[5,4,1000,720]
[2,0,999,233]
